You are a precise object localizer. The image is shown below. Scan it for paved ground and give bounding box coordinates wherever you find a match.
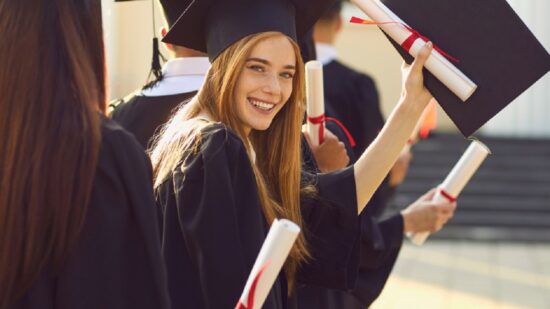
[371,240,550,309]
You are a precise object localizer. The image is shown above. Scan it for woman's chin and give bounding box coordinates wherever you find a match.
[249,119,273,131]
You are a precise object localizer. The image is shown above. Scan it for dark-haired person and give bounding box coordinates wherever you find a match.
[0,1,169,308]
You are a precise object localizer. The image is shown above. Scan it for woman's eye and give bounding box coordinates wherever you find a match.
[280,72,294,79]
[248,65,265,73]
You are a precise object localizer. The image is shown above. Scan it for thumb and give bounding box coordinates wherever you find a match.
[411,41,433,74]
[303,131,313,148]
[418,187,437,201]
[439,202,457,213]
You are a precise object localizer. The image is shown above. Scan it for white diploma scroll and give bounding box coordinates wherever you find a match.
[236,219,300,309]
[410,139,491,245]
[351,0,477,102]
[305,61,326,146]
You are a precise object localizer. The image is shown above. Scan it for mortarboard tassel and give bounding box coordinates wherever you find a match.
[142,0,166,90]
[151,37,164,81]
[142,38,166,90]
[151,37,163,80]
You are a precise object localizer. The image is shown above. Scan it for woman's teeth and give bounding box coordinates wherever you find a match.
[249,99,275,111]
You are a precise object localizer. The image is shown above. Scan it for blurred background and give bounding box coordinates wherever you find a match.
[102,0,550,308]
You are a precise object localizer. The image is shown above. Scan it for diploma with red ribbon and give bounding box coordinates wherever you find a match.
[305,61,357,148]
[305,61,326,146]
[350,0,477,102]
[410,139,491,245]
[235,219,300,309]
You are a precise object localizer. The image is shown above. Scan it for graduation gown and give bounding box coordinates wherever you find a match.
[324,60,384,161]
[295,59,404,308]
[156,123,361,309]
[110,91,195,149]
[13,117,170,309]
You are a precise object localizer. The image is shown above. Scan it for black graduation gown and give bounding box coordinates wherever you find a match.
[13,117,170,309]
[295,60,404,308]
[324,60,384,161]
[156,123,361,309]
[110,91,196,149]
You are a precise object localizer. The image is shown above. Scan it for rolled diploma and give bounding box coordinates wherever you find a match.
[305,61,325,146]
[410,140,491,245]
[352,0,477,102]
[237,219,300,309]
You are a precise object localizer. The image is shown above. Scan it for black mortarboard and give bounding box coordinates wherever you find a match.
[163,0,337,62]
[157,0,191,27]
[378,0,550,136]
[298,29,317,63]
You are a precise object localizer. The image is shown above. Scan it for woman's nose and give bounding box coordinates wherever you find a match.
[262,74,281,97]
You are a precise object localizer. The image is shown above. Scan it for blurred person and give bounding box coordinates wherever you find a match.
[294,2,449,308]
[111,0,209,149]
[0,0,169,308]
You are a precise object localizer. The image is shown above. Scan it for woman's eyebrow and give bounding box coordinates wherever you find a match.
[246,57,270,65]
[246,57,295,70]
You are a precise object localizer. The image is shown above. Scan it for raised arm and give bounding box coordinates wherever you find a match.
[354,42,433,213]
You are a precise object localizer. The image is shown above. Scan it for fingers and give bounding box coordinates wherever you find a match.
[439,202,457,214]
[324,128,337,140]
[410,41,433,74]
[418,188,437,202]
[313,132,349,172]
[431,202,456,232]
[303,131,313,148]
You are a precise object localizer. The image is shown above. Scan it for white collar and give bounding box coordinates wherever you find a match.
[315,43,338,66]
[141,57,210,97]
[162,57,211,77]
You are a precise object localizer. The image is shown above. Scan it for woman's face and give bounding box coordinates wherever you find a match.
[233,35,296,133]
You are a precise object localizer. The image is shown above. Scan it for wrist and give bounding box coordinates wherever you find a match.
[400,211,412,234]
[399,94,430,114]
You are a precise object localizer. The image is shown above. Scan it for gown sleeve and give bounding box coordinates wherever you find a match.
[165,125,279,309]
[350,213,403,305]
[295,134,404,308]
[298,166,361,291]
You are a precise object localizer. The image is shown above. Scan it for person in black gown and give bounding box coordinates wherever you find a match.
[0,1,170,308]
[296,3,453,307]
[150,0,455,308]
[111,0,210,150]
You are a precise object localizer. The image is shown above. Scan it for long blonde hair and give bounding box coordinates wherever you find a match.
[150,31,309,289]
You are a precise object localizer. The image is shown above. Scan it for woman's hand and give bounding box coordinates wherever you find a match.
[400,42,434,111]
[401,188,457,234]
[304,129,349,173]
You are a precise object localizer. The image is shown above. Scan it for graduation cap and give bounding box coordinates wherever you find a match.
[163,0,338,62]
[372,0,550,136]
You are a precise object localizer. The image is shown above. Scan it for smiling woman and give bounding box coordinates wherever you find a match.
[150,31,312,309]
[148,0,441,308]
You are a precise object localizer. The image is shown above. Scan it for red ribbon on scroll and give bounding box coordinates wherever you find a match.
[307,114,326,144]
[235,261,271,309]
[438,188,457,203]
[307,115,357,148]
[350,16,459,63]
